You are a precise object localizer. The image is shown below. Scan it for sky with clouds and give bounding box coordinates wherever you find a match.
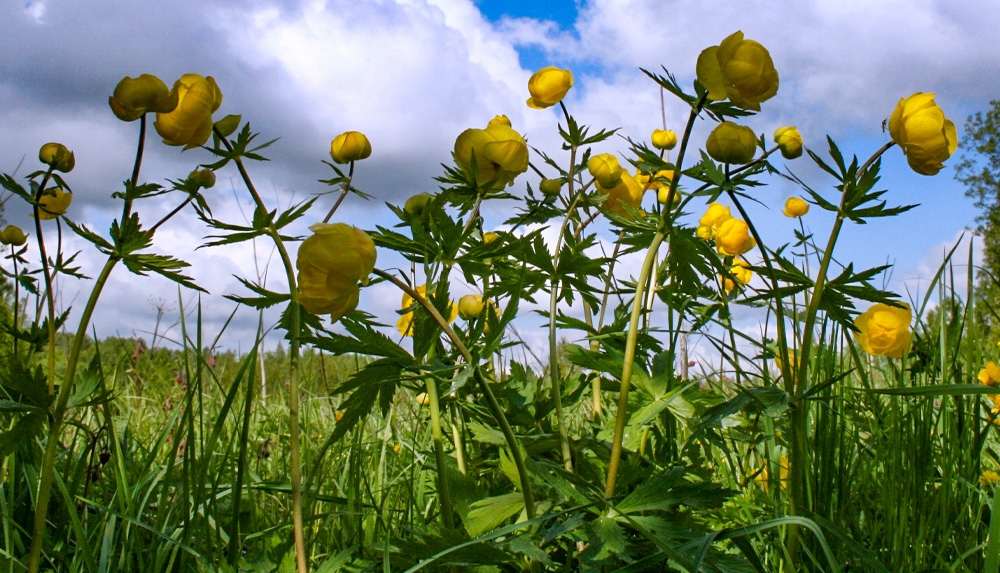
[1,0,997,362]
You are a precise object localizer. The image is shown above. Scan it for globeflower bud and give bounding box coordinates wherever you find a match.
[188,168,216,190]
[696,30,779,111]
[706,122,758,164]
[773,126,803,159]
[37,188,72,220]
[539,178,563,197]
[296,223,376,323]
[651,129,678,151]
[109,74,179,121]
[587,153,623,188]
[0,225,27,247]
[154,74,223,149]
[458,294,485,320]
[482,231,500,244]
[888,92,957,176]
[715,218,756,256]
[782,197,809,218]
[38,143,75,173]
[854,302,912,358]
[404,192,434,216]
[526,66,573,109]
[657,186,681,207]
[330,131,372,164]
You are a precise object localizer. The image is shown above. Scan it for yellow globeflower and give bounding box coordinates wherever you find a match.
[454,120,529,190]
[296,223,376,323]
[854,303,912,359]
[396,285,459,336]
[888,92,957,176]
[526,66,573,109]
[38,143,75,173]
[330,131,372,164]
[587,153,623,188]
[706,122,758,164]
[774,126,803,159]
[651,129,678,151]
[109,74,179,121]
[599,171,644,215]
[980,471,1000,487]
[715,218,756,256]
[37,188,72,220]
[696,30,779,111]
[979,361,1000,414]
[458,294,485,320]
[539,178,563,197]
[782,197,809,218]
[154,74,223,149]
[0,225,27,247]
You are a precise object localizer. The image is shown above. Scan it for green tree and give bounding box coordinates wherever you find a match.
[956,98,1000,333]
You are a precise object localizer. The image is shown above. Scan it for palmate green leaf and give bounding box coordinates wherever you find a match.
[629,382,697,427]
[465,493,525,538]
[582,517,628,561]
[273,196,318,231]
[305,317,413,362]
[111,180,166,202]
[0,173,31,201]
[0,355,53,409]
[64,219,114,253]
[325,358,407,446]
[121,253,206,292]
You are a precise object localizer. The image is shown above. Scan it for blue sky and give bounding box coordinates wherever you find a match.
[1,0,996,358]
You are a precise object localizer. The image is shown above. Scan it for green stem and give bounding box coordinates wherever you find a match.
[31,168,56,395]
[604,229,665,497]
[373,268,536,518]
[217,129,308,572]
[27,257,117,573]
[424,375,455,528]
[604,93,706,498]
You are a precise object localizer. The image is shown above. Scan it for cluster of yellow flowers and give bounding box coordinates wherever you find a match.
[454,115,529,190]
[695,202,756,257]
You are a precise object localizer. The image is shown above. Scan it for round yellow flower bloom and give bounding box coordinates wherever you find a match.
[599,171,644,214]
[0,225,27,247]
[38,142,75,173]
[657,186,681,207]
[651,129,678,151]
[108,74,179,122]
[695,225,713,240]
[696,30,779,111]
[888,92,957,176]
[981,361,1000,386]
[782,196,809,218]
[539,178,563,197]
[526,66,573,109]
[706,122,758,164]
[154,74,223,149]
[458,294,485,320]
[587,153,623,188]
[454,121,529,190]
[483,231,500,244]
[330,131,372,164]
[296,223,376,323]
[396,285,459,336]
[854,302,912,359]
[715,218,756,256]
[37,187,72,220]
[773,126,803,160]
[721,259,751,293]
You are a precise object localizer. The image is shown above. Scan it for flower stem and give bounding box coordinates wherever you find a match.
[373,268,536,518]
[217,130,308,573]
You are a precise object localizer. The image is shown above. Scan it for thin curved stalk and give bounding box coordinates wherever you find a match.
[373,268,536,519]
